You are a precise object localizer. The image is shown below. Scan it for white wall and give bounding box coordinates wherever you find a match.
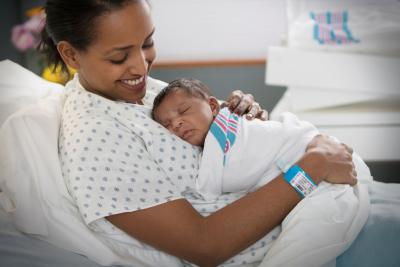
[150,0,287,62]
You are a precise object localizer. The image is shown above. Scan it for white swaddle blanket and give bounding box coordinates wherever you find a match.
[197,108,319,199]
[197,108,371,267]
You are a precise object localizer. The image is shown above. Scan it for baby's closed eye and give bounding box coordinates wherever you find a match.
[178,106,190,114]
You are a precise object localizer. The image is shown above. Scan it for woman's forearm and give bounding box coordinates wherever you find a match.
[107,150,326,267]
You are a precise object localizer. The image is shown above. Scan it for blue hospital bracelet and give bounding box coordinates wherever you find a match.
[283,165,317,198]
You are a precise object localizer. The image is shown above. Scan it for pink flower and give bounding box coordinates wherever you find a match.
[24,12,46,34]
[11,12,45,52]
[11,25,37,52]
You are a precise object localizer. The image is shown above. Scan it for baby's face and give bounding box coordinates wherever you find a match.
[153,90,218,146]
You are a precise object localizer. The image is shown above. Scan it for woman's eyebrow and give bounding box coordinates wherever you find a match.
[109,45,133,53]
[104,45,132,56]
[105,28,156,54]
[145,28,156,41]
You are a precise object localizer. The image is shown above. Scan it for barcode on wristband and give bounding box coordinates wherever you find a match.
[290,172,317,196]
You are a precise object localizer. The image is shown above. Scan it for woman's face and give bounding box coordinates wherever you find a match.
[74,1,156,104]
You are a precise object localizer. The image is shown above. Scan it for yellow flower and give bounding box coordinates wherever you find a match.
[42,64,76,85]
[26,7,44,17]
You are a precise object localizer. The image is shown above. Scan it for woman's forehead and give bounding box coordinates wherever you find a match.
[90,2,153,50]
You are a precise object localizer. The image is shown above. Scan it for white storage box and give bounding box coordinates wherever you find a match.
[266,47,400,161]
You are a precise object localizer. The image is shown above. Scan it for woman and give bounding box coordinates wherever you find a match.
[41,0,357,266]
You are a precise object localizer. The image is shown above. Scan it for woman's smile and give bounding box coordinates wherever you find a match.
[118,76,147,94]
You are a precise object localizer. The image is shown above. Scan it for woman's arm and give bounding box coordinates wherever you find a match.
[107,135,356,267]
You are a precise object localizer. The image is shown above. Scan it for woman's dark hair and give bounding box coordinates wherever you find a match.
[152,78,212,119]
[39,0,142,74]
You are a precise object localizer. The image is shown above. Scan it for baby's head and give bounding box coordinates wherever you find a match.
[152,78,220,146]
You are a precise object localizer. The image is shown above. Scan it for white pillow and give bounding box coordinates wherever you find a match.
[0,94,140,265]
[0,59,63,126]
[0,59,64,235]
[0,94,63,236]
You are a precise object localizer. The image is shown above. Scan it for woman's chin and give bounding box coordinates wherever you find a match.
[117,82,146,103]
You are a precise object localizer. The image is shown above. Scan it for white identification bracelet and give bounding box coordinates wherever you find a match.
[283,164,317,198]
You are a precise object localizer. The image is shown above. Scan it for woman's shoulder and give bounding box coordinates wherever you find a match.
[142,76,167,106]
[147,76,167,93]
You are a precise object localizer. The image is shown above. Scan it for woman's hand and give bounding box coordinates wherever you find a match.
[307,134,357,186]
[222,90,268,120]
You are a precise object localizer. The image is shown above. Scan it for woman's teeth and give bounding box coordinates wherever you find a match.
[122,77,144,86]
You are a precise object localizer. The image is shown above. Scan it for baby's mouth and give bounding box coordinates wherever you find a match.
[182,129,194,140]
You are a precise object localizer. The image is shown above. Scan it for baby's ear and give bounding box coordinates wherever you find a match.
[208,96,220,116]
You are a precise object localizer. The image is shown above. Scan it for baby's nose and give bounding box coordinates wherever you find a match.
[172,120,182,130]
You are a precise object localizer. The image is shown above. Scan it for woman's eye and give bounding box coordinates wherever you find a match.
[143,40,154,49]
[109,55,128,64]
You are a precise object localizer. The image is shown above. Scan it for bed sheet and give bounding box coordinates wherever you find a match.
[0,207,103,267]
[1,181,399,267]
[336,181,400,267]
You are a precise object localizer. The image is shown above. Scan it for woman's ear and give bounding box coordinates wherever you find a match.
[57,41,80,69]
[208,96,220,116]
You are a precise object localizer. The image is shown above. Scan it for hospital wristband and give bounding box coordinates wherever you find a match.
[283,164,317,198]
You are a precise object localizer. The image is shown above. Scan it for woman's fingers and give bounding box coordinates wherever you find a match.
[224,90,268,120]
[232,92,254,115]
[309,134,359,186]
[350,161,358,185]
[342,151,357,185]
[341,142,354,154]
[245,102,260,119]
[225,90,243,110]
[349,170,358,185]
[224,90,256,115]
[245,104,269,121]
[259,109,269,120]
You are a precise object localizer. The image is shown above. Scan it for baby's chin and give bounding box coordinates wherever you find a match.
[185,139,200,146]
[188,137,205,147]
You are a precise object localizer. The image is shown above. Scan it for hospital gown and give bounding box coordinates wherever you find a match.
[59,75,277,267]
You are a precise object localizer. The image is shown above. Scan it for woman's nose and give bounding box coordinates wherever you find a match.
[128,50,147,75]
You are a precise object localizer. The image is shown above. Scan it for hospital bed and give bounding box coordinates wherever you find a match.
[0,57,399,266]
[1,1,400,265]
